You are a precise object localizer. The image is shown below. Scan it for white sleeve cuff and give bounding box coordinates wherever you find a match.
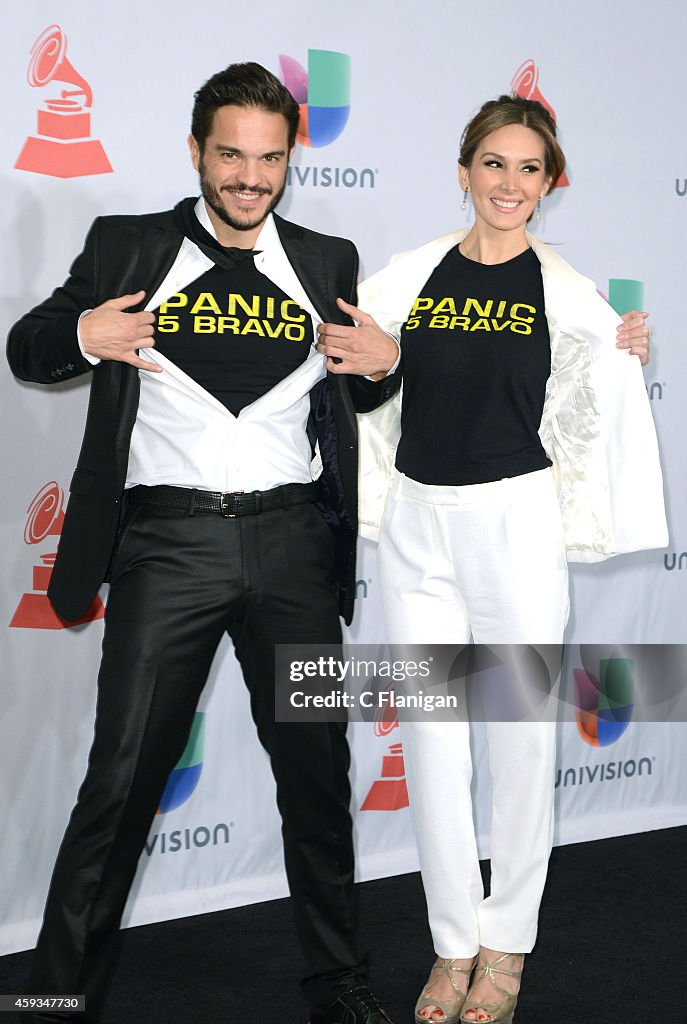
[77,310,101,366]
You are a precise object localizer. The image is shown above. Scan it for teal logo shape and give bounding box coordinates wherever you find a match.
[157,712,205,813]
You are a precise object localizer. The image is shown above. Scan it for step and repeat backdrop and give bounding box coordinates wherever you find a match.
[2,0,686,953]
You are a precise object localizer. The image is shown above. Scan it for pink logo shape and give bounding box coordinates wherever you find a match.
[511,59,570,188]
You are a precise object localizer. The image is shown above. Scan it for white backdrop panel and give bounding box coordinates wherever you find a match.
[2,0,686,955]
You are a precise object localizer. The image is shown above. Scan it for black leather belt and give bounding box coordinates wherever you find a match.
[126,482,317,518]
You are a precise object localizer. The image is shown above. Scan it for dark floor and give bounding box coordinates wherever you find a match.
[1,827,685,1023]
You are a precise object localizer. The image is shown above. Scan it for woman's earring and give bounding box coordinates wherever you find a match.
[461,189,469,212]
[535,197,542,221]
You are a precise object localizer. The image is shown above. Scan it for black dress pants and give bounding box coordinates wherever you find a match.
[28,501,366,1022]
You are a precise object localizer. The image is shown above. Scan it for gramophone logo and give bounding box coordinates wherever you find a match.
[360,691,409,811]
[14,25,112,178]
[511,59,570,188]
[9,481,105,629]
[157,713,205,814]
[279,50,351,148]
[573,658,634,747]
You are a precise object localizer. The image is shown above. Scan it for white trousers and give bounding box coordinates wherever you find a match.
[378,468,570,954]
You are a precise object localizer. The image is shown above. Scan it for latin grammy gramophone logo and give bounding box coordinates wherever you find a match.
[511,59,570,188]
[360,691,409,811]
[14,25,112,178]
[9,481,105,630]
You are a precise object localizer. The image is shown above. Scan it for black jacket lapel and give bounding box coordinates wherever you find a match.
[109,214,186,476]
[273,214,342,324]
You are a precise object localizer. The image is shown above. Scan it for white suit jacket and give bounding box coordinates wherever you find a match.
[356,228,668,561]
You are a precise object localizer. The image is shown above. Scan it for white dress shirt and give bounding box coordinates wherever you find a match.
[124,200,328,492]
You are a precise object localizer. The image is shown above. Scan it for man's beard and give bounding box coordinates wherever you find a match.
[199,162,287,234]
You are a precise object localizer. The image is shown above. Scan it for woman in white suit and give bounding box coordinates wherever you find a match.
[316,95,665,1024]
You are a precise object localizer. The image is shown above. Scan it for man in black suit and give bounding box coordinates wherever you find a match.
[7,62,398,1024]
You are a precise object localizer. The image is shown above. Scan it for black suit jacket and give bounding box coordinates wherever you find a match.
[7,203,397,624]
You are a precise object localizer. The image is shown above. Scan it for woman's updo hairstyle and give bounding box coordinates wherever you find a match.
[458,94,566,191]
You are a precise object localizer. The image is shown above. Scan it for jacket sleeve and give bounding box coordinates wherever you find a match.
[346,365,401,413]
[6,219,102,384]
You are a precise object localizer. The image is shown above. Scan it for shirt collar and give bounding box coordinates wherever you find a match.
[193,198,320,325]
[194,197,277,253]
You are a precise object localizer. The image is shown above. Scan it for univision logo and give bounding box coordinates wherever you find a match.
[145,823,231,856]
[279,49,350,148]
[157,712,204,813]
[664,552,687,571]
[555,756,653,788]
[279,49,377,190]
[573,658,633,747]
[144,711,235,856]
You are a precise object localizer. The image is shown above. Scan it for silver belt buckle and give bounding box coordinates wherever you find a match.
[220,490,244,518]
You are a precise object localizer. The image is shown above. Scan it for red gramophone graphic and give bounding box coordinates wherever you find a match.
[360,691,409,811]
[9,481,105,629]
[511,59,570,187]
[14,25,112,178]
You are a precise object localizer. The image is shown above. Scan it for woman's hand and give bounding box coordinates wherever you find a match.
[316,298,399,379]
[616,310,651,366]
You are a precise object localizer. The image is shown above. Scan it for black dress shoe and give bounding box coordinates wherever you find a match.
[309,984,396,1024]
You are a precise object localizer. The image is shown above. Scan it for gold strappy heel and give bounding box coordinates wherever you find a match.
[414,957,476,1024]
[460,953,523,1024]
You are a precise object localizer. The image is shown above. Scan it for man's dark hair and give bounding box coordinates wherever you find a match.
[191,62,300,151]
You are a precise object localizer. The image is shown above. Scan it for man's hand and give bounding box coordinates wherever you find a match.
[616,310,651,366]
[80,290,161,372]
[316,297,398,379]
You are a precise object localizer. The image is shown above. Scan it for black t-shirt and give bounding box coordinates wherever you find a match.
[154,256,313,416]
[396,244,552,485]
